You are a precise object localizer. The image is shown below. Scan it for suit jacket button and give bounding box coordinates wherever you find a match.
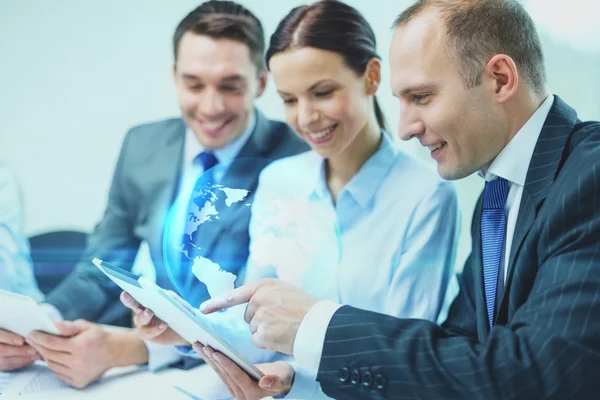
[350,369,361,385]
[338,367,350,383]
[362,371,373,388]
[374,373,386,390]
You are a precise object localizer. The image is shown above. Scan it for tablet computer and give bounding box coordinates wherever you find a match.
[0,290,61,337]
[92,258,264,381]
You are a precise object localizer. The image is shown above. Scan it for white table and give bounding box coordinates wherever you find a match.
[1,363,274,400]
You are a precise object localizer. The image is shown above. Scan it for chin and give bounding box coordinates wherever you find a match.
[437,164,473,181]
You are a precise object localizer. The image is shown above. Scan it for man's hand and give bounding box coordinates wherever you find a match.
[120,291,189,346]
[0,329,39,371]
[194,342,294,400]
[26,320,148,388]
[200,278,319,354]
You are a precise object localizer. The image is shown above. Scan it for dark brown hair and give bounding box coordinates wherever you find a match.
[394,0,546,92]
[266,0,387,131]
[173,1,265,72]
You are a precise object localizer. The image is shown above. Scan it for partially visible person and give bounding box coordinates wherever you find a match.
[0,164,44,372]
[126,1,460,399]
[9,0,308,389]
[199,1,600,399]
[0,164,43,300]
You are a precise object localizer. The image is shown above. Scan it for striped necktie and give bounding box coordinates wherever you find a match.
[481,177,509,328]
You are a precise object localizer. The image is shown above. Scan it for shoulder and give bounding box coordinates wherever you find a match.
[254,151,319,200]
[261,151,319,182]
[550,120,600,201]
[254,111,310,157]
[565,120,600,160]
[124,117,185,146]
[386,148,456,201]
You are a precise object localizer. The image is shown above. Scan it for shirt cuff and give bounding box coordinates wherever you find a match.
[284,363,326,399]
[146,341,184,372]
[174,345,202,359]
[293,300,342,372]
[40,303,63,322]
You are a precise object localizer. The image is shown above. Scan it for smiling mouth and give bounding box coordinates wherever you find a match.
[197,117,234,134]
[428,142,447,152]
[305,124,337,140]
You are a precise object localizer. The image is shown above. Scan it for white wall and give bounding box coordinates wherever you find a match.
[1,0,599,272]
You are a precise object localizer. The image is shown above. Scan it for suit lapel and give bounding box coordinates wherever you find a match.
[496,96,578,318]
[471,193,493,340]
[146,121,186,285]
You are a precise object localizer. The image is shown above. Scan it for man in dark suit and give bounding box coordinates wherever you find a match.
[196,1,600,399]
[0,0,307,389]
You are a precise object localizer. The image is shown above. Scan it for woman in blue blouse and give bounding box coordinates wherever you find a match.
[193,1,461,398]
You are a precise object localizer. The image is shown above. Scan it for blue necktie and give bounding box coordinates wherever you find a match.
[195,151,219,184]
[177,151,219,306]
[481,177,509,328]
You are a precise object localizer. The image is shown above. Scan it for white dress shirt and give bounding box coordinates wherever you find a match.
[245,132,460,398]
[293,95,556,381]
[483,94,554,284]
[0,165,44,301]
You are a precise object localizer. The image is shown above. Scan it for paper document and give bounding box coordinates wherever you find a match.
[0,364,69,396]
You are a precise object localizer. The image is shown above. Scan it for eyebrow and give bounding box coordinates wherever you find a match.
[221,75,246,83]
[181,74,246,83]
[399,84,437,97]
[277,79,336,96]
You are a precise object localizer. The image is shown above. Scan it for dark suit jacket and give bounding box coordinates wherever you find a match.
[316,96,600,399]
[45,110,308,322]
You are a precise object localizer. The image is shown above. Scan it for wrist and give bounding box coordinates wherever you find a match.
[107,331,149,367]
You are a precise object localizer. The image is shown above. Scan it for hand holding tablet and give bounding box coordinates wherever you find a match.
[92,258,264,381]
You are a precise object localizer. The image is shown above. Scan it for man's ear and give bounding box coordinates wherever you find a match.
[256,68,268,98]
[483,54,519,104]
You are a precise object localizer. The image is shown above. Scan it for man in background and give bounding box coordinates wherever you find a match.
[0,1,307,389]
[0,164,45,372]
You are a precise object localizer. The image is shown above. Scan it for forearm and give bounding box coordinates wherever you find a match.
[317,306,598,400]
[107,330,148,368]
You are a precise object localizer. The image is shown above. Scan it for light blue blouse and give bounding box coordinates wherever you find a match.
[242,133,460,398]
[182,133,460,398]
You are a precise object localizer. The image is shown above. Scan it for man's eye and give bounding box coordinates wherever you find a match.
[221,86,243,92]
[282,98,297,105]
[315,90,334,97]
[413,94,431,103]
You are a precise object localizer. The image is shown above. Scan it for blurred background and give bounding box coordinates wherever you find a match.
[1,0,599,272]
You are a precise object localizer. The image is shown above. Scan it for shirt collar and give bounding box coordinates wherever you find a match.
[312,131,398,208]
[482,94,554,184]
[184,110,256,169]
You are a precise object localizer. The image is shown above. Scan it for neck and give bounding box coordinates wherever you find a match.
[505,88,548,143]
[326,118,382,192]
[481,88,548,175]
